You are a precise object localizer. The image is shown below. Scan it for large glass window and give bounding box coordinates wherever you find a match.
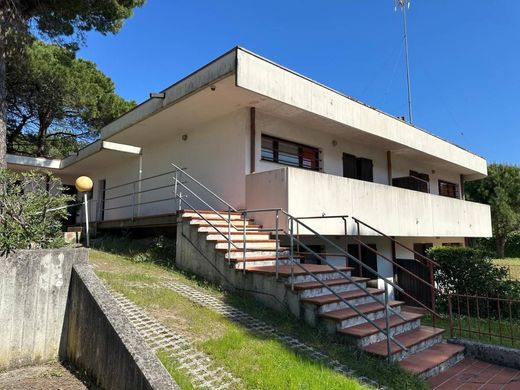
[261,135,319,171]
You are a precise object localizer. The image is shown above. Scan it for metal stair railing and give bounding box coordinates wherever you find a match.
[239,208,409,359]
[171,165,409,359]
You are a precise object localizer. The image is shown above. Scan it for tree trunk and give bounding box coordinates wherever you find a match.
[496,235,506,259]
[0,36,7,168]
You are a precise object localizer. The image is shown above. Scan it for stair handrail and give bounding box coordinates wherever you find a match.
[284,239,407,354]
[171,162,237,212]
[171,167,421,358]
[352,216,440,268]
[177,196,242,251]
[242,208,408,357]
[291,213,443,328]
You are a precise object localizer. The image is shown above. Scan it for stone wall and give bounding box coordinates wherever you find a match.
[0,248,88,370]
[450,338,520,370]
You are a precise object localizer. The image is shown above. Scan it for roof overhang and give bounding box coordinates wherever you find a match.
[8,47,488,181]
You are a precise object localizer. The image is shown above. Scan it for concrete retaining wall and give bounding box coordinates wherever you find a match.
[175,220,301,318]
[0,248,88,370]
[61,264,177,390]
[450,338,520,370]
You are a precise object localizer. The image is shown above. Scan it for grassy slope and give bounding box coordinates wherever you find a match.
[492,258,520,281]
[90,249,428,390]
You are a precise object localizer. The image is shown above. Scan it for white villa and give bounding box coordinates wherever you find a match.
[7,47,493,375]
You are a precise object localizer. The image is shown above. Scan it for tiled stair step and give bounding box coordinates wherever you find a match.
[224,250,291,259]
[181,210,244,220]
[399,342,465,378]
[292,277,371,298]
[206,232,272,240]
[214,240,280,250]
[339,311,423,338]
[190,219,258,227]
[338,311,423,347]
[362,326,445,360]
[228,256,301,269]
[248,264,352,277]
[198,226,268,233]
[218,246,290,253]
[291,277,370,291]
[320,300,405,322]
[302,288,385,314]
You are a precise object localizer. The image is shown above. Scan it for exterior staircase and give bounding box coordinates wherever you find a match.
[177,209,466,379]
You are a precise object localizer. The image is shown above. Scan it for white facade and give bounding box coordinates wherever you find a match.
[7,47,492,249]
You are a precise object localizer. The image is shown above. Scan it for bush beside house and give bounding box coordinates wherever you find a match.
[0,168,72,253]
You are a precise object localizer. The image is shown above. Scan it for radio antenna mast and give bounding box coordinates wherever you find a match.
[396,0,413,124]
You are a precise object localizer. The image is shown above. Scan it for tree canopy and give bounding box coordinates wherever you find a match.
[0,0,145,166]
[465,163,520,258]
[7,41,135,158]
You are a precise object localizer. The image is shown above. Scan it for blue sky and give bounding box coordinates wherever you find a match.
[78,1,520,164]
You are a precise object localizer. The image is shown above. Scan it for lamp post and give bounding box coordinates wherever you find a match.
[75,176,93,248]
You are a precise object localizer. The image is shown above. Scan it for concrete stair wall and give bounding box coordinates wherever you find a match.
[175,209,466,379]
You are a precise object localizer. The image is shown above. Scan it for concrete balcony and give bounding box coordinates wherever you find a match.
[245,167,492,237]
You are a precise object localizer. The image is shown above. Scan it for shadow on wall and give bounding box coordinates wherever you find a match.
[0,248,177,390]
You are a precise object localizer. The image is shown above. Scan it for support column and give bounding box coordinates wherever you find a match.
[387,151,392,185]
[250,107,256,174]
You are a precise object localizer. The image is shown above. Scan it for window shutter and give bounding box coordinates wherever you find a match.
[342,153,357,179]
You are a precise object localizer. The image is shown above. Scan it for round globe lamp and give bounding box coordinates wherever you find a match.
[75,176,93,248]
[75,176,93,193]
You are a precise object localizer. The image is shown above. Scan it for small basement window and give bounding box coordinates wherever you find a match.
[438,180,458,198]
[261,135,320,171]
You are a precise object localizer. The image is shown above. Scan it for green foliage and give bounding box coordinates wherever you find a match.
[7,40,136,158]
[93,234,176,267]
[465,163,520,258]
[1,0,145,166]
[429,246,520,318]
[0,168,73,253]
[429,246,514,296]
[474,232,520,258]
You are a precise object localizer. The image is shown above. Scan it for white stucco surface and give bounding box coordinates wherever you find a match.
[246,167,492,238]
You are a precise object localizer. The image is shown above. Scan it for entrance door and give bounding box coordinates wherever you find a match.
[395,243,433,308]
[347,244,378,279]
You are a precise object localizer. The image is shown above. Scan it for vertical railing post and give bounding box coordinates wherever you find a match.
[275,209,279,279]
[384,283,392,362]
[290,217,295,291]
[242,211,247,274]
[177,171,183,211]
[429,261,436,328]
[83,193,90,248]
[132,182,137,220]
[356,220,363,277]
[227,207,231,266]
[447,293,454,338]
[343,217,348,267]
[174,170,179,211]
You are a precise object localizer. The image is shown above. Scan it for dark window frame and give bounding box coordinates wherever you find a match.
[438,180,458,199]
[261,134,320,171]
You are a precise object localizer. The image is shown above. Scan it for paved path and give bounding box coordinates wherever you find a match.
[158,278,382,389]
[428,358,520,389]
[0,362,89,389]
[111,291,241,390]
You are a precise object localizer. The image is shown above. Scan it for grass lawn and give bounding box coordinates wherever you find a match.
[492,258,520,281]
[89,248,428,390]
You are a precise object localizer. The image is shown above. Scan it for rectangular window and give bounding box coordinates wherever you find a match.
[342,153,373,182]
[438,180,458,198]
[261,135,319,171]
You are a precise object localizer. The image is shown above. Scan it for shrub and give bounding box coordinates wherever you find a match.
[93,234,175,267]
[428,246,520,317]
[0,168,73,254]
